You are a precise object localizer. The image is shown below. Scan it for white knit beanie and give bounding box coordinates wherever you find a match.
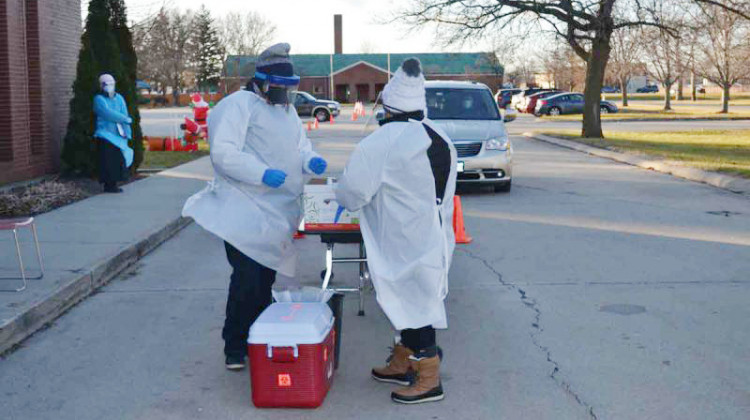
[382,58,425,113]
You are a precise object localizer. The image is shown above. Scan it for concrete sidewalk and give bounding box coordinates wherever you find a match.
[0,158,214,354]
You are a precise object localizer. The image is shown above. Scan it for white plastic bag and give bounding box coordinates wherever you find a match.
[272,286,334,303]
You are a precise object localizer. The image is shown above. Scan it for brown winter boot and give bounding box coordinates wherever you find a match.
[371,343,414,386]
[391,355,444,404]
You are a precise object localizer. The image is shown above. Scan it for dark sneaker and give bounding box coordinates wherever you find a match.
[225,355,246,371]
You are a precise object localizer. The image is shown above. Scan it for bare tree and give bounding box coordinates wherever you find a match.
[640,2,685,111]
[395,1,673,138]
[539,43,586,91]
[359,40,377,54]
[219,11,277,57]
[693,2,750,113]
[133,7,194,104]
[608,26,642,106]
[506,54,538,88]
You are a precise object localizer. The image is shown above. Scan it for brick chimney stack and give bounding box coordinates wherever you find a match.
[334,14,342,54]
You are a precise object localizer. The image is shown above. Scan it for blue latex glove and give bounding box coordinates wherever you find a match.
[334,205,345,224]
[262,169,287,188]
[308,157,328,175]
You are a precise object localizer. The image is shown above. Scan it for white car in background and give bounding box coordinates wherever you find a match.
[426,81,513,192]
[376,81,513,192]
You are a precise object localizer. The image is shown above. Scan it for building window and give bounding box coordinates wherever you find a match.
[313,85,323,95]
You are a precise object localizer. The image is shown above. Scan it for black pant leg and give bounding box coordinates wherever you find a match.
[98,138,126,187]
[401,325,436,354]
[222,241,276,357]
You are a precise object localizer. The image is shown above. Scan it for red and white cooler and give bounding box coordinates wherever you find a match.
[247,302,336,408]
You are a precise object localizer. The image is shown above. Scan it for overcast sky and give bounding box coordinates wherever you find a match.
[82,0,496,54]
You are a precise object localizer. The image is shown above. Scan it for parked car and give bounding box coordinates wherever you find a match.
[601,86,621,93]
[425,81,512,192]
[535,92,619,116]
[636,85,659,93]
[511,88,553,111]
[292,91,340,121]
[494,88,522,109]
[524,90,567,114]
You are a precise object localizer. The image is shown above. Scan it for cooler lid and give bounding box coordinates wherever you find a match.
[247,302,334,346]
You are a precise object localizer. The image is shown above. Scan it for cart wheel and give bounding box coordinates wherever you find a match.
[320,270,334,281]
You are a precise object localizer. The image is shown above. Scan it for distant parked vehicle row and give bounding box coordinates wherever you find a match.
[535,92,619,116]
[601,86,621,93]
[494,88,522,109]
[636,85,659,93]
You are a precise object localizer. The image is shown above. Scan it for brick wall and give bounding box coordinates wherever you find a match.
[39,0,81,176]
[0,0,80,185]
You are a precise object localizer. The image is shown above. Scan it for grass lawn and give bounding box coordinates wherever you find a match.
[538,129,750,179]
[602,92,750,105]
[549,105,750,121]
[140,140,209,170]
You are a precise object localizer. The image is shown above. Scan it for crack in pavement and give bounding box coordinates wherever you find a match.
[458,248,598,420]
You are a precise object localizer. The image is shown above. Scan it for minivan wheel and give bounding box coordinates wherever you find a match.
[494,181,511,193]
[549,107,561,116]
[315,109,330,122]
[600,106,609,114]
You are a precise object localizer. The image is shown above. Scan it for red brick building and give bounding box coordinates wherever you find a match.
[0,0,81,185]
[222,52,504,104]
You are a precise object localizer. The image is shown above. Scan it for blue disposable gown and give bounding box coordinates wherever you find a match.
[93,93,134,168]
[182,91,322,277]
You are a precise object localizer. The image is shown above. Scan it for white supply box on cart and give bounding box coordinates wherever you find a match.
[302,181,359,227]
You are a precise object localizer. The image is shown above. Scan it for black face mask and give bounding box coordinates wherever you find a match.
[266,86,290,105]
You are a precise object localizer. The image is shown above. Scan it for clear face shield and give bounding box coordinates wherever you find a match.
[254,71,300,106]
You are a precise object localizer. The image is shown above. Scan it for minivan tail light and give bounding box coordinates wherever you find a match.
[540,100,548,105]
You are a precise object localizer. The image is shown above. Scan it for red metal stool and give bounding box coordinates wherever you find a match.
[1,217,44,292]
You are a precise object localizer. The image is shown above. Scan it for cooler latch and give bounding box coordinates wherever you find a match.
[267,345,299,361]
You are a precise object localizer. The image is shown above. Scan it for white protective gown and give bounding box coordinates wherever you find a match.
[335,118,457,330]
[183,91,321,277]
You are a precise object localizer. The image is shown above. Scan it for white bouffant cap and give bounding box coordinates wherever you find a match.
[382,58,425,113]
[99,74,115,85]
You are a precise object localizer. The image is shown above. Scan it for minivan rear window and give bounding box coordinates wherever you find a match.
[426,88,501,120]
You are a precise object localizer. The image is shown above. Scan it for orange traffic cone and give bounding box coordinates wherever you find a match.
[351,111,358,121]
[307,121,312,131]
[314,119,319,129]
[329,114,335,124]
[453,195,473,244]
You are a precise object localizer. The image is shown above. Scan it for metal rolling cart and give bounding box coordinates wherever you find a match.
[300,223,369,316]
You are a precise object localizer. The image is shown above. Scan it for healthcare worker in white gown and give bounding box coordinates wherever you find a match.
[335,58,457,404]
[182,43,327,371]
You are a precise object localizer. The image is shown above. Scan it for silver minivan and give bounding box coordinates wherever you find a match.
[425,81,513,192]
